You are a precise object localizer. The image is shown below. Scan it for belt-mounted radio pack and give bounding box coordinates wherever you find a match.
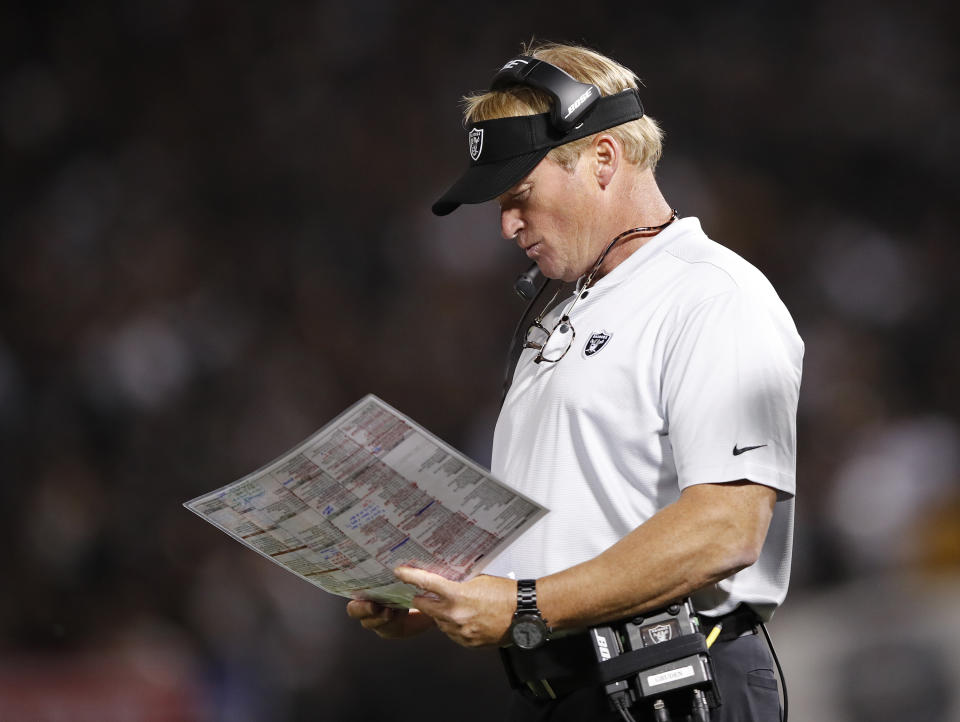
[589,599,720,722]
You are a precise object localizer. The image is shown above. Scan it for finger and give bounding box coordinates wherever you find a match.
[360,609,395,630]
[409,593,446,619]
[362,605,405,626]
[346,600,371,619]
[393,566,452,597]
[346,599,384,619]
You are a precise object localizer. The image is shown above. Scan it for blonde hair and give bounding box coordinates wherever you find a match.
[463,41,664,172]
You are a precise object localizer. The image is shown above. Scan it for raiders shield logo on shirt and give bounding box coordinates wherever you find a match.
[584,331,612,357]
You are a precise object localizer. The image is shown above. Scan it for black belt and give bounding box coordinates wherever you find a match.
[700,603,762,643]
[501,604,761,700]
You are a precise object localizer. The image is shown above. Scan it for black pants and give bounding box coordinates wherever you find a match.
[505,632,781,722]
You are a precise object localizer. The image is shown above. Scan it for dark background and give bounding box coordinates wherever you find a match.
[1,1,958,720]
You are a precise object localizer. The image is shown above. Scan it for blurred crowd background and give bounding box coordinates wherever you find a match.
[1,0,958,720]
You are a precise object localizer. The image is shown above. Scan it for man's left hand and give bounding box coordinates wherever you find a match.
[393,566,516,648]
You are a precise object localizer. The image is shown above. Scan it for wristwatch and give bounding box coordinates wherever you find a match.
[509,579,549,650]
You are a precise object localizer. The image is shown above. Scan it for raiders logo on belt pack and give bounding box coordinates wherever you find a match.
[584,330,612,357]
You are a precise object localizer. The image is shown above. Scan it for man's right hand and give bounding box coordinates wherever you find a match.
[345,600,437,640]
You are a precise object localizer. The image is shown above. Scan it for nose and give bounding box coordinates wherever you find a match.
[501,206,524,241]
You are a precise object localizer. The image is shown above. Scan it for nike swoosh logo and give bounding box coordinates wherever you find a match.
[732,444,767,456]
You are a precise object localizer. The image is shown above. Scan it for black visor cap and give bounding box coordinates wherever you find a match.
[431,147,550,217]
[431,89,644,216]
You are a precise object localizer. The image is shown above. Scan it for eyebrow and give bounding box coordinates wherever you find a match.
[498,183,531,207]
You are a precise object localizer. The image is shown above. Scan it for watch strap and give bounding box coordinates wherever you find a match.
[516,579,539,614]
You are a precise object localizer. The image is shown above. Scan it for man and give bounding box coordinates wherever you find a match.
[348,41,802,721]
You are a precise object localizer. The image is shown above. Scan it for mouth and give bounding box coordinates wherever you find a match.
[522,241,542,258]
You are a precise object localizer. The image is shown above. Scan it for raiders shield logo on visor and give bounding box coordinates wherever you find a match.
[584,331,611,357]
[468,128,484,161]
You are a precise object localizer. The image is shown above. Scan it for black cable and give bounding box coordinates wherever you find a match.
[691,689,710,722]
[651,699,671,722]
[614,696,638,722]
[500,276,553,406]
[760,622,788,722]
[500,213,677,405]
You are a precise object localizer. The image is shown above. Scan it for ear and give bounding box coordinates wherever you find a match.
[592,134,620,189]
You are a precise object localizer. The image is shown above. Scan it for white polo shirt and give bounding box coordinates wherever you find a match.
[486,217,803,621]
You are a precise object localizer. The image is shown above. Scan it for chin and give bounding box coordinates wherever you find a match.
[539,267,564,281]
[549,267,579,283]
[534,259,562,281]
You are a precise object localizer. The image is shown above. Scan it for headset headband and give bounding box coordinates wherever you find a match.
[491,56,601,133]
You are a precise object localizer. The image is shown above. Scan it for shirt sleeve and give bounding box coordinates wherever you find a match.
[660,285,803,497]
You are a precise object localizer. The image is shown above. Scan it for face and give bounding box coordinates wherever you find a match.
[497,155,601,282]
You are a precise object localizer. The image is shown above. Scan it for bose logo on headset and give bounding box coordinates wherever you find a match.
[564,87,594,119]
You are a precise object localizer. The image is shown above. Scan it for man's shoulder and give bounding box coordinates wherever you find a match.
[660,220,778,301]
[665,223,757,280]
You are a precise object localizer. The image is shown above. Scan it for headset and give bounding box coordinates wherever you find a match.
[490,56,606,301]
[491,56,603,133]
[494,56,607,397]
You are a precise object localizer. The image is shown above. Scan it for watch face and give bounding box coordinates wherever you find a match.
[511,616,547,650]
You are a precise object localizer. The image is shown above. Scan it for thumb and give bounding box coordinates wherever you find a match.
[394,566,451,597]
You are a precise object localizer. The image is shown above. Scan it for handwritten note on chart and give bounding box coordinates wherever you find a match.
[184,395,548,607]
